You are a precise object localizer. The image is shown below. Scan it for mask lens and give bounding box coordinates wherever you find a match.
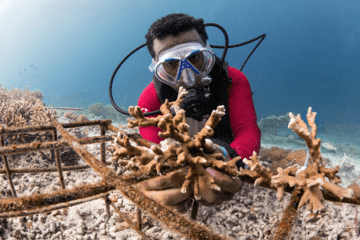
[156,63,178,86]
[186,51,204,71]
[201,51,215,75]
[154,42,215,87]
[162,59,180,78]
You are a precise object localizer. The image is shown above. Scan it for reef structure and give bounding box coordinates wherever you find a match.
[240,107,355,238]
[2,86,359,239]
[110,87,241,200]
[0,86,57,144]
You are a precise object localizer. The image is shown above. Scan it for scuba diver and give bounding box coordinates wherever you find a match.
[110,13,264,212]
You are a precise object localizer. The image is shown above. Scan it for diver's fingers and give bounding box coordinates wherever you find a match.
[205,167,243,193]
[140,187,192,206]
[137,169,188,190]
[197,175,234,206]
[204,139,217,152]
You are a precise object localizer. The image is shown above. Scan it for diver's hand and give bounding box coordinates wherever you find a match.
[136,168,193,212]
[199,139,242,206]
[204,139,230,161]
[196,167,243,206]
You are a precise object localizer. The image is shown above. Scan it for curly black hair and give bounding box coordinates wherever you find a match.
[146,13,208,59]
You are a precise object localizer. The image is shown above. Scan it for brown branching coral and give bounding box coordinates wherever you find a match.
[242,151,273,186]
[1,93,359,239]
[30,102,58,126]
[0,87,56,127]
[241,107,354,215]
[1,120,229,240]
[110,87,241,201]
[0,87,57,144]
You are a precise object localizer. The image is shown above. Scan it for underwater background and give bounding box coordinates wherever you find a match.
[1,0,360,174]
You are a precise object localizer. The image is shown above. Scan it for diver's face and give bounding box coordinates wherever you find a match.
[153,29,204,61]
[153,29,205,91]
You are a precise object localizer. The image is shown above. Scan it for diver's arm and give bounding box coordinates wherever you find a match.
[137,82,163,144]
[227,66,261,161]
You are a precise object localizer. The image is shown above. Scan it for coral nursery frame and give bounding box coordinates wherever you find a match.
[0,117,360,239]
[0,119,229,239]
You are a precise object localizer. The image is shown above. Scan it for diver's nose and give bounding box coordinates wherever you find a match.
[181,68,196,87]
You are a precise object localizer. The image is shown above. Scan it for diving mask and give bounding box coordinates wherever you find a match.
[149,42,215,87]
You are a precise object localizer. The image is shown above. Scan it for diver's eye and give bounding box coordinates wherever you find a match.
[187,52,204,70]
[163,60,179,69]
[187,52,201,61]
[162,60,180,77]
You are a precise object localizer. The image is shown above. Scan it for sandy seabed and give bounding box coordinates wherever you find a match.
[1,116,360,240]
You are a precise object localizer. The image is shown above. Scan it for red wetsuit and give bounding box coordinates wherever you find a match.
[137,66,261,160]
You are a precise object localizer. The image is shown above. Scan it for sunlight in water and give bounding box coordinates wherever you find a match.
[0,0,15,14]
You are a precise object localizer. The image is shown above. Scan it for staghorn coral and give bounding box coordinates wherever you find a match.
[30,101,57,126]
[241,107,354,216]
[0,86,57,144]
[110,87,241,200]
[0,87,55,127]
[1,93,359,239]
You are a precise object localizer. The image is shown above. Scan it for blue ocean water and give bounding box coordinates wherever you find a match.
[1,0,359,172]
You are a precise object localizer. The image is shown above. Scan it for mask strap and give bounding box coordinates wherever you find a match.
[205,42,215,54]
[148,58,156,72]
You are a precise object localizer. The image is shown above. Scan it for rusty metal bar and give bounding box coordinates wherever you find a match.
[136,207,142,230]
[52,120,118,180]
[102,193,111,221]
[50,149,55,161]
[0,164,91,174]
[39,150,52,162]
[0,134,17,198]
[0,120,112,135]
[190,200,199,220]
[100,121,106,164]
[0,155,17,197]
[52,129,65,189]
[0,181,115,213]
[99,121,111,219]
[50,138,55,161]
[117,185,228,240]
[53,120,228,240]
[108,200,148,239]
[1,116,359,240]
[1,193,105,218]
[46,107,84,111]
[1,160,149,182]
[272,187,302,240]
[0,135,113,156]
